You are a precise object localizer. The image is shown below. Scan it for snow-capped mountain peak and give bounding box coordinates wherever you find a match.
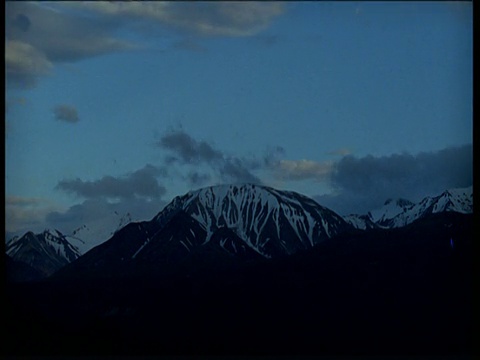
[6,228,82,277]
[54,184,352,280]
[153,184,349,258]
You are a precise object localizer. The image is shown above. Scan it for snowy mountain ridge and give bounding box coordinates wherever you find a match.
[345,186,473,230]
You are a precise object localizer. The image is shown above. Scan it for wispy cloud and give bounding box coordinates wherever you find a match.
[75,1,285,37]
[53,104,80,123]
[327,148,352,156]
[5,196,63,233]
[6,195,47,207]
[272,159,333,182]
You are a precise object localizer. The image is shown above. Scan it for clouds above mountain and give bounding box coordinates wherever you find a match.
[45,197,167,250]
[34,164,170,248]
[8,138,472,249]
[56,164,167,201]
[159,130,223,164]
[158,129,263,185]
[315,144,473,215]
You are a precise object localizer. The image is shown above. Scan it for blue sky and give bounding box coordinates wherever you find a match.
[5,1,472,248]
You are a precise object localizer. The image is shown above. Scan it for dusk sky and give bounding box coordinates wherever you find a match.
[5,1,472,249]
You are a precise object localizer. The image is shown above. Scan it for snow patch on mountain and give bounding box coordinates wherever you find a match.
[343,214,377,230]
[369,198,414,225]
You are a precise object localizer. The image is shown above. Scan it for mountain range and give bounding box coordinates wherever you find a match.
[344,186,473,230]
[4,183,474,355]
[5,184,473,281]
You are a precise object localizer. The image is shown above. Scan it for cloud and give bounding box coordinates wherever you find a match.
[158,129,262,185]
[158,130,337,186]
[272,159,333,182]
[159,130,224,164]
[315,144,473,215]
[75,1,285,37]
[55,164,167,200]
[5,2,133,88]
[221,158,263,184]
[5,2,285,88]
[5,196,62,234]
[185,171,212,187]
[262,145,286,167]
[7,165,168,248]
[6,196,45,207]
[5,39,53,88]
[45,197,167,250]
[327,148,352,156]
[53,104,80,123]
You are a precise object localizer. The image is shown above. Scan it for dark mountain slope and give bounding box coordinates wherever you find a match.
[4,212,473,356]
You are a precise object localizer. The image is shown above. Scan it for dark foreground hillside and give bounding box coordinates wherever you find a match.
[4,212,474,356]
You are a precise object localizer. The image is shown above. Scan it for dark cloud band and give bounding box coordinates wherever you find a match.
[56,164,166,200]
[316,144,473,215]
